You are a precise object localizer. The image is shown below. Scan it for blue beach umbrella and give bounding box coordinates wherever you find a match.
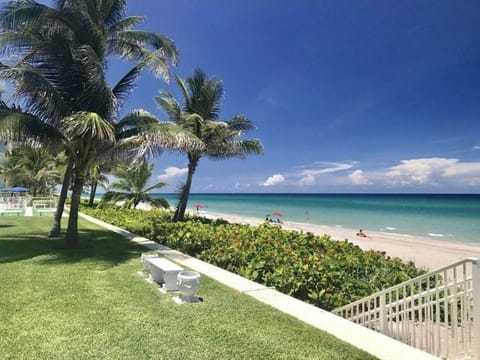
[2,186,29,193]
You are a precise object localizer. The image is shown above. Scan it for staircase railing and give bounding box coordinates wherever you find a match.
[333,257,480,359]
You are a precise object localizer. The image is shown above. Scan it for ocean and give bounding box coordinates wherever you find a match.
[153,193,480,244]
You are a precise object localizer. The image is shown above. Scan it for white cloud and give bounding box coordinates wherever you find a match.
[442,162,480,177]
[257,86,288,109]
[300,162,353,176]
[385,158,480,186]
[348,170,369,185]
[386,158,455,185]
[234,182,251,189]
[157,166,188,181]
[473,145,480,151]
[263,173,285,187]
[298,174,315,186]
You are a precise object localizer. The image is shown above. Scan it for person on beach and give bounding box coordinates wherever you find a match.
[304,210,310,220]
[356,229,367,238]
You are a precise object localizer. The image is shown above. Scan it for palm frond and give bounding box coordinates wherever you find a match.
[143,49,170,81]
[138,121,204,157]
[155,90,183,122]
[106,37,145,61]
[174,75,191,108]
[99,190,130,206]
[208,139,264,160]
[112,62,146,105]
[108,16,144,34]
[116,30,178,65]
[0,64,70,122]
[0,30,40,58]
[108,181,131,192]
[114,109,159,138]
[52,0,66,9]
[107,38,176,83]
[226,114,255,132]
[143,181,167,193]
[0,0,49,31]
[186,68,207,101]
[115,109,203,157]
[99,0,127,28]
[174,181,187,202]
[199,77,223,120]
[148,197,170,209]
[0,101,65,148]
[68,45,115,117]
[63,111,115,142]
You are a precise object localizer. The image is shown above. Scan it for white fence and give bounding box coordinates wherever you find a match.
[333,258,480,359]
[0,196,57,216]
[0,196,28,209]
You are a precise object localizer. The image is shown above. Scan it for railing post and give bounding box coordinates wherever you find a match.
[379,293,388,334]
[471,258,480,360]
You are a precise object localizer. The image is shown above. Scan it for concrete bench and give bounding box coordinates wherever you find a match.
[37,208,56,216]
[147,257,184,292]
[0,209,24,216]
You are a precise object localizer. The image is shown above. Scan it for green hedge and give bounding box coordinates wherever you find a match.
[82,206,424,310]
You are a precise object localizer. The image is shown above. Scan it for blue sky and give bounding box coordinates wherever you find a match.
[24,1,480,193]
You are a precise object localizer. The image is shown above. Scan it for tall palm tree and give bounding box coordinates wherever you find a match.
[61,110,195,244]
[156,69,264,221]
[100,161,169,209]
[0,0,193,246]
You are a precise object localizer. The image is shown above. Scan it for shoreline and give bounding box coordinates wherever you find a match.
[194,209,480,271]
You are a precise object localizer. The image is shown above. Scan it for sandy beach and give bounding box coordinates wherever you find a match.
[194,209,480,271]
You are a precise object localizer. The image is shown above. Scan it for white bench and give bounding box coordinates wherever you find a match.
[146,257,184,292]
[0,209,23,216]
[37,208,56,216]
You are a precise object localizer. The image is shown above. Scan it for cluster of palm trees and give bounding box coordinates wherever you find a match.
[0,144,63,196]
[0,0,263,248]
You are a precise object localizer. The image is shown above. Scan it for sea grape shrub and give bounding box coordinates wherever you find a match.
[82,207,425,310]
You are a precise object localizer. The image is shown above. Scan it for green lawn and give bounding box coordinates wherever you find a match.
[0,217,375,360]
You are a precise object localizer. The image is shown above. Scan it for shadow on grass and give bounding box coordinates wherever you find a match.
[0,221,144,267]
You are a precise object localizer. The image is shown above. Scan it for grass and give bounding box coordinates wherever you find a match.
[0,217,376,360]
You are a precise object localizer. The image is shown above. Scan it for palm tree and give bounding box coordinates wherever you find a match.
[0,144,62,196]
[99,160,169,209]
[0,100,74,237]
[156,69,264,221]
[86,164,110,207]
[0,0,190,246]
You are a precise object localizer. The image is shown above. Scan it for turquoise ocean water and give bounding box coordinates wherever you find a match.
[153,193,480,244]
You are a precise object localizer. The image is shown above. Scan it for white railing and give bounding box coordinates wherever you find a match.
[333,257,480,359]
[0,196,28,209]
[0,196,57,216]
[31,197,57,209]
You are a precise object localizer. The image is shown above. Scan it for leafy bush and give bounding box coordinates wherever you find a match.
[82,207,425,310]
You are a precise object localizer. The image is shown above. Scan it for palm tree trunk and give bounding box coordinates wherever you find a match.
[88,180,97,207]
[173,158,198,222]
[49,157,73,237]
[65,171,84,248]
